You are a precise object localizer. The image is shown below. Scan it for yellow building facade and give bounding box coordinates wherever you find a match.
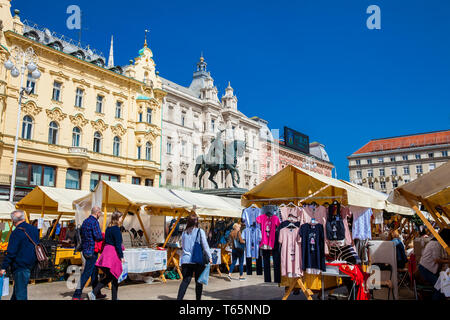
[0,1,165,200]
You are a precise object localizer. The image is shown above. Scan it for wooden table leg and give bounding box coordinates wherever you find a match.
[282,278,297,300]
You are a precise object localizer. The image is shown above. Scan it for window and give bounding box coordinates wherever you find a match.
[211,119,215,132]
[72,127,81,147]
[403,166,410,175]
[93,132,102,153]
[181,112,186,127]
[147,108,152,124]
[113,136,121,157]
[132,177,141,185]
[22,115,33,140]
[245,157,249,170]
[167,140,172,154]
[391,167,397,176]
[66,169,81,190]
[16,162,56,187]
[48,121,59,145]
[90,172,120,191]
[429,163,436,171]
[355,159,361,165]
[96,95,104,113]
[380,181,386,190]
[137,145,142,160]
[379,168,385,176]
[75,88,84,108]
[378,157,384,163]
[428,153,434,158]
[415,154,421,160]
[356,171,362,179]
[416,165,423,174]
[367,169,373,177]
[146,142,152,161]
[367,159,372,165]
[138,112,143,122]
[26,72,36,94]
[390,156,396,162]
[253,160,258,173]
[52,81,62,101]
[368,182,374,189]
[145,179,154,187]
[392,180,398,188]
[115,101,123,118]
[443,150,448,157]
[193,145,198,160]
[181,141,186,156]
[402,155,408,161]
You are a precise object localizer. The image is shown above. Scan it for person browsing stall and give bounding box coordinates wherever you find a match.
[0,210,39,300]
[227,223,246,281]
[177,214,212,300]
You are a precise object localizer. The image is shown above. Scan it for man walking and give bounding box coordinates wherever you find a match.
[72,207,105,300]
[0,210,39,300]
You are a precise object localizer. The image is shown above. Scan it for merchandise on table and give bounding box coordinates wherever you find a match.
[123,248,167,274]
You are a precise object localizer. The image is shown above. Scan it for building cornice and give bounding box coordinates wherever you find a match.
[348,143,450,159]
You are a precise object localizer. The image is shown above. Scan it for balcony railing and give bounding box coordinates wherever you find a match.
[68,147,88,155]
[0,174,11,184]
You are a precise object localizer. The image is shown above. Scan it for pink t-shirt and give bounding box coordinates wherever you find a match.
[256,214,280,250]
[280,206,302,222]
[279,227,302,277]
[340,206,353,246]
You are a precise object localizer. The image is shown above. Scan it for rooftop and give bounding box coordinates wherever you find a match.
[352,130,450,155]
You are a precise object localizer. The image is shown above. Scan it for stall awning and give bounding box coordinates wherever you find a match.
[16,186,90,214]
[388,161,450,211]
[242,165,386,209]
[340,181,414,216]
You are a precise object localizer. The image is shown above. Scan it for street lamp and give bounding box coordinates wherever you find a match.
[4,46,41,202]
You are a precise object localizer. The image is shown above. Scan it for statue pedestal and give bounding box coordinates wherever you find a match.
[192,188,248,199]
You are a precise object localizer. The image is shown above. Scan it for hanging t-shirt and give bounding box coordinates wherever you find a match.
[242,206,261,228]
[301,205,327,226]
[340,206,353,246]
[299,223,326,274]
[280,206,302,222]
[279,226,302,278]
[351,207,373,240]
[256,214,280,250]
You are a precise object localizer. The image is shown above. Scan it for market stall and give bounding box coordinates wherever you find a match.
[0,201,16,251]
[73,180,243,282]
[388,160,450,255]
[241,165,411,300]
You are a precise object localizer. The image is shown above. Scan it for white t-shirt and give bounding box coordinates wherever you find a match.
[420,240,448,274]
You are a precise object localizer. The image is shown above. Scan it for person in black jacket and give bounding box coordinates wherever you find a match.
[0,210,39,300]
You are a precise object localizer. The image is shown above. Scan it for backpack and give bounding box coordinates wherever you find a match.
[74,227,83,253]
[18,227,49,269]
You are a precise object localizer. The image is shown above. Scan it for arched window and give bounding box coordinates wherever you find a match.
[113,136,121,157]
[137,145,142,160]
[93,131,102,153]
[72,127,81,147]
[138,112,143,122]
[22,115,33,140]
[48,121,59,145]
[146,142,152,161]
[147,108,152,124]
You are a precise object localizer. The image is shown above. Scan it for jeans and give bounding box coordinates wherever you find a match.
[262,248,281,283]
[93,268,119,300]
[229,249,244,276]
[418,264,445,300]
[177,263,205,300]
[11,268,31,300]
[72,252,99,299]
[246,254,263,275]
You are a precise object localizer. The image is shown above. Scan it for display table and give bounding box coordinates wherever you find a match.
[320,264,355,300]
[123,248,167,274]
[54,248,82,265]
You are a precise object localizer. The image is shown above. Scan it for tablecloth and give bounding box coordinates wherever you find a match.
[123,248,167,273]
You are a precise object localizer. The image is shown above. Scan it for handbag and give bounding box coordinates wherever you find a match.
[118,261,128,283]
[18,227,49,269]
[197,264,210,286]
[191,229,209,265]
[233,236,245,254]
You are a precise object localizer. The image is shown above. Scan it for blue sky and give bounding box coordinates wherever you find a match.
[13,0,450,180]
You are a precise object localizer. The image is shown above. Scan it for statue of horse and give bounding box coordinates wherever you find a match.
[194,140,246,190]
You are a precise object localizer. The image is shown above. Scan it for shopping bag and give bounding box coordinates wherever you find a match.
[197,264,210,286]
[118,262,128,283]
[0,276,9,297]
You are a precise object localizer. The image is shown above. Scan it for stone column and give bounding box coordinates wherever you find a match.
[56,167,67,188]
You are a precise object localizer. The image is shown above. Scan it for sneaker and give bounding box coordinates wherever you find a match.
[226,275,232,281]
[87,291,96,301]
[72,297,81,301]
[239,277,247,281]
[96,293,107,300]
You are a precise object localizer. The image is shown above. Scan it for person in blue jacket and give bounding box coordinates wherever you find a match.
[0,210,39,300]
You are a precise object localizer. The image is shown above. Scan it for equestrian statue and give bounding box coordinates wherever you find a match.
[194,129,246,190]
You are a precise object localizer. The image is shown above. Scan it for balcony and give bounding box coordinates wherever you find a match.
[69,147,88,155]
[67,147,90,167]
[132,159,161,176]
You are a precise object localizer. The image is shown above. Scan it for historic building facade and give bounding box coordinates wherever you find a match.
[160,57,261,190]
[251,117,334,181]
[0,2,165,200]
[348,130,450,195]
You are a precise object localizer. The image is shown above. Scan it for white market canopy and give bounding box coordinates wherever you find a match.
[73,180,243,219]
[0,201,16,220]
[16,186,90,214]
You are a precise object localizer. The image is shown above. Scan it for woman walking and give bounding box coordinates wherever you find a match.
[88,211,125,300]
[227,223,246,281]
[177,214,212,300]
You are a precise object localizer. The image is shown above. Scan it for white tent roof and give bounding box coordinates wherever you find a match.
[0,201,16,219]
